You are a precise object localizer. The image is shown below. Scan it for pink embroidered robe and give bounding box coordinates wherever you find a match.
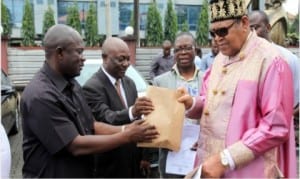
[188,32,297,178]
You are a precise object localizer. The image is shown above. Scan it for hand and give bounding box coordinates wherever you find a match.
[125,120,158,143]
[201,153,227,178]
[140,160,151,177]
[132,97,154,118]
[177,87,193,110]
[184,167,199,179]
[190,141,198,151]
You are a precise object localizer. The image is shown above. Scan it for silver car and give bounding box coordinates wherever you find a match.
[1,70,20,135]
[76,59,148,96]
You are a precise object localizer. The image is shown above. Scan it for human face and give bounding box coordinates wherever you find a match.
[162,44,171,57]
[174,35,195,69]
[103,48,130,79]
[249,15,269,39]
[58,39,85,79]
[210,17,248,57]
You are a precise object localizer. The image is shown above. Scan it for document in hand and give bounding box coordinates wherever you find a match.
[137,86,185,151]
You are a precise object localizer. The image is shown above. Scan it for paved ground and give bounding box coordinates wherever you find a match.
[9,125,23,178]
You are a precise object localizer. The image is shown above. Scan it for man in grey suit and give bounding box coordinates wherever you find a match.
[82,37,154,177]
[153,32,203,178]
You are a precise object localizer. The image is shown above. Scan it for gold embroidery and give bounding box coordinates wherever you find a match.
[218,1,226,19]
[210,0,246,22]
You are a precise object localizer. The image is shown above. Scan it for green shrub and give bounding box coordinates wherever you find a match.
[1,1,12,36]
[66,3,81,34]
[196,0,209,46]
[42,6,55,37]
[164,0,178,43]
[21,0,35,46]
[85,3,98,46]
[181,20,189,32]
[145,1,163,46]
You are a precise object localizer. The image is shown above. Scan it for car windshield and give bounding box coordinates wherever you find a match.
[76,60,148,93]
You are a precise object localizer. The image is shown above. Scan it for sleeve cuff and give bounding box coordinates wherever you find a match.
[227,141,255,169]
[223,149,236,170]
[185,97,196,114]
[129,106,135,121]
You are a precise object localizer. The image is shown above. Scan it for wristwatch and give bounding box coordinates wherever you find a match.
[220,151,229,168]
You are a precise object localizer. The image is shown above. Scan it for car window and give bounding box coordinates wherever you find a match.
[1,71,11,86]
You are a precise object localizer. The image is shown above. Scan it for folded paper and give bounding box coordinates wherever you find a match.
[137,86,185,151]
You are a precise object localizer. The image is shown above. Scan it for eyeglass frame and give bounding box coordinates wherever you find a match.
[209,20,237,38]
[173,45,194,54]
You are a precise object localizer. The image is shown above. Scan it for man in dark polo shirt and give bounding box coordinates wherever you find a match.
[20,24,158,178]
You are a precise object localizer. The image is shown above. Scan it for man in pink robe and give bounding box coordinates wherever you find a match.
[178,0,297,178]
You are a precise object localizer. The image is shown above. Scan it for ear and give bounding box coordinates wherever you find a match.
[266,23,272,32]
[56,47,64,58]
[241,16,250,31]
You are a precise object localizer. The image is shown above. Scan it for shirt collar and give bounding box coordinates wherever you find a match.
[171,64,200,81]
[101,66,118,85]
[42,62,73,92]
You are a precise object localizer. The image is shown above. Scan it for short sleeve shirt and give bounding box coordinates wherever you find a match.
[21,62,95,178]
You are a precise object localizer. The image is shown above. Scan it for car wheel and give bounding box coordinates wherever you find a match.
[9,108,20,135]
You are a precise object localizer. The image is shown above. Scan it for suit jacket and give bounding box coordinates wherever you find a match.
[82,68,141,178]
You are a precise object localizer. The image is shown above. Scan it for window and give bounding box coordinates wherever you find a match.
[3,0,25,27]
[119,3,149,31]
[57,0,97,29]
[176,5,201,31]
[36,0,43,4]
[119,3,133,30]
[139,4,150,31]
[47,0,54,4]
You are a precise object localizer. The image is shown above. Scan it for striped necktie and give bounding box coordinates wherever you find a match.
[115,79,126,107]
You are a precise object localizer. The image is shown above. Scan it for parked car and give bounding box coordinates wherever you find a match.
[76,59,148,96]
[1,70,20,135]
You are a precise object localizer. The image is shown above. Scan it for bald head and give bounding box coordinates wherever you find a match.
[101,37,130,79]
[249,10,271,41]
[44,24,83,58]
[102,37,129,56]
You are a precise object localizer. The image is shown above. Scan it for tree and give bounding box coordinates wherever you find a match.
[22,0,35,46]
[85,3,98,46]
[129,10,135,27]
[66,2,81,34]
[164,0,178,43]
[145,1,163,46]
[181,20,189,32]
[1,1,12,36]
[42,6,55,36]
[196,0,209,46]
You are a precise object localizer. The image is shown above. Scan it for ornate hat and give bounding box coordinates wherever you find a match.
[209,0,247,22]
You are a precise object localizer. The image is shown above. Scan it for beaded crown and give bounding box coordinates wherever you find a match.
[209,0,247,22]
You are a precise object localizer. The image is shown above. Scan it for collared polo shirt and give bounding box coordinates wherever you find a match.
[21,62,95,178]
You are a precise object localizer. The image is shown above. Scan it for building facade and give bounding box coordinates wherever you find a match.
[3,0,202,39]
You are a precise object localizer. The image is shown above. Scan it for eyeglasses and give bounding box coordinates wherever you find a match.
[209,21,236,38]
[174,45,194,53]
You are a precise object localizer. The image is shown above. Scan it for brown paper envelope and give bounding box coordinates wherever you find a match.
[137,86,185,151]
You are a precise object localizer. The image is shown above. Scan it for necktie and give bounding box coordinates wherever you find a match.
[115,79,126,107]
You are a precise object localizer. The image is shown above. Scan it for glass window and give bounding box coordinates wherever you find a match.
[3,0,25,27]
[57,0,97,29]
[118,3,149,31]
[175,5,201,31]
[48,0,54,4]
[139,4,149,31]
[36,0,43,4]
[119,3,133,30]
